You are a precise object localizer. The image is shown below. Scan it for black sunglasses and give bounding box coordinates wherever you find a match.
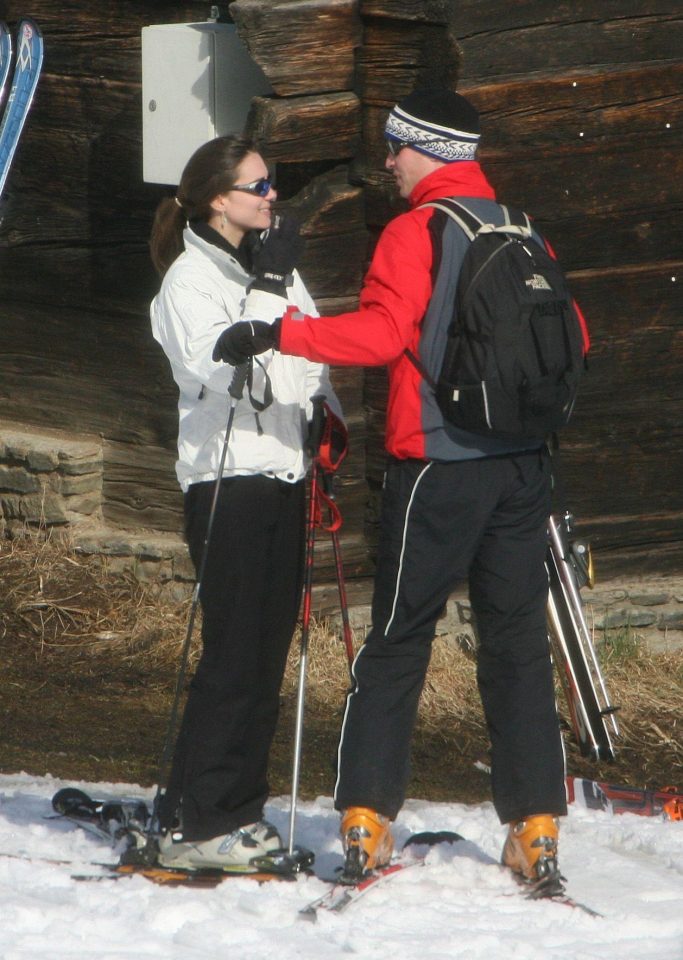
[386,139,411,157]
[229,176,273,197]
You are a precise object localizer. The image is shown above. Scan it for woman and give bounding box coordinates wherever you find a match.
[149,135,341,871]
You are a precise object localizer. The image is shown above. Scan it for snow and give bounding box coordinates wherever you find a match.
[1,772,682,960]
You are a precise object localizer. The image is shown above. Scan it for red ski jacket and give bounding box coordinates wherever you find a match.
[280,162,588,462]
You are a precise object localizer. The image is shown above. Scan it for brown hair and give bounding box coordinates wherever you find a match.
[149,134,258,277]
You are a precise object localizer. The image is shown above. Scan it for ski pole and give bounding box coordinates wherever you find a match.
[287,456,320,859]
[130,362,249,865]
[321,469,355,677]
[280,397,351,869]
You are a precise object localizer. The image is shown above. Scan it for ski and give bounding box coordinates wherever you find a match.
[50,786,151,849]
[546,512,619,762]
[514,885,602,917]
[72,862,296,887]
[299,830,601,920]
[300,831,463,920]
[0,18,43,199]
[51,786,308,885]
[300,858,424,919]
[567,776,682,820]
[0,847,293,887]
[0,22,12,110]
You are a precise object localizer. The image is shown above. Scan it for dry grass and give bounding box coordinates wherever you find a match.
[0,532,681,798]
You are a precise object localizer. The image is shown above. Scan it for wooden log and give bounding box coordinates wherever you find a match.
[246,92,361,161]
[454,8,681,83]
[279,165,364,235]
[0,303,178,445]
[356,19,460,102]
[445,0,676,33]
[230,0,361,96]
[360,0,456,23]
[592,541,683,579]
[276,166,369,299]
[103,440,183,533]
[463,63,683,148]
[7,2,209,36]
[0,243,161,314]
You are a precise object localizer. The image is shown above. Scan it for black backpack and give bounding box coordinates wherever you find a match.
[406,199,586,442]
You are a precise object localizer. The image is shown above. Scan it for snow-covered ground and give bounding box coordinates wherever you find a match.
[1,772,681,960]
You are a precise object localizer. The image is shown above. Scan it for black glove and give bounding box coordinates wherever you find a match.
[250,214,303,296]
[212,321,279,366]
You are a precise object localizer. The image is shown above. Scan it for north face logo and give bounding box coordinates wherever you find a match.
[526,273,553,291]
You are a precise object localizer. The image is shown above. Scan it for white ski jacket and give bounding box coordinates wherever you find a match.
[151,226,341,491]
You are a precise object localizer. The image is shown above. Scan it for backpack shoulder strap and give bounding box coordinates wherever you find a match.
[502,205,532,232]
[420,197,484,240]
[420,197,533,240]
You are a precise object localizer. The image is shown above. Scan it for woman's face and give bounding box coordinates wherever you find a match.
[210,152,277,246]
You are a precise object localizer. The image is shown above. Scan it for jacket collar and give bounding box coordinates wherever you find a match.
[409,161,497,207]
[183,223,256,280]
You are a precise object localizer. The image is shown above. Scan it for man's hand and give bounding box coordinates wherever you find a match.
[212,321,279,366]
[250,215,303,296]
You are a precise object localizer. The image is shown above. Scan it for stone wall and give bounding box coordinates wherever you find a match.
[429,580,683,656]
[3,422,682,655]
[0,421,103,536]
[339,579,683,657]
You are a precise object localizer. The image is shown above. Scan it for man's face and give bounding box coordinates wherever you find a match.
[385,143,444,199]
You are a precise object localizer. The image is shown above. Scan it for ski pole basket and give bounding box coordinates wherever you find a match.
[546,512,619,762]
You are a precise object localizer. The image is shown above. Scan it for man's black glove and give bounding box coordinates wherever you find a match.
[212,320,280,366]
[250,215,303,297]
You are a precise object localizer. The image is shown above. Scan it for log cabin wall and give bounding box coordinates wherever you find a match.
[354,1,683,576]
[0,1,681,595]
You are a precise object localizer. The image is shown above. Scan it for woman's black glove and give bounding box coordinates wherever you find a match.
[250,215,303,296]
[212,320,280,366]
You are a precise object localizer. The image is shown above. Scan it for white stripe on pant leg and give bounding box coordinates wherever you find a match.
[384,462,432,636]
[333,642,365,806]
[333,461,432,808]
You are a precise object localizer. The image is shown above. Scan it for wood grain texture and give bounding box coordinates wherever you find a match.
[230,0,362,96]
[0,1,680,579]
[246,92,361,161]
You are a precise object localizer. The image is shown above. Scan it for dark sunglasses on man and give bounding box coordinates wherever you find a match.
[229,176,273,197]
[385,138,436,157]
[386,139,411,157]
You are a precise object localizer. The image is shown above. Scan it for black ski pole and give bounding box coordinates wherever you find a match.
[124,362,249,866]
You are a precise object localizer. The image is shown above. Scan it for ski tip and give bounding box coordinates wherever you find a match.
[402,830,465,849]
[51,787,99,817]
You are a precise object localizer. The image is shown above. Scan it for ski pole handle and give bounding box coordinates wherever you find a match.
[228,361,250,401]
[306,394,327,458]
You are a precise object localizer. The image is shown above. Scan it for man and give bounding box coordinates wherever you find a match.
[215,89,575,891]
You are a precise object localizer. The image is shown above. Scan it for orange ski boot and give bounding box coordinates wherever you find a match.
[340,807,394,882]
[502,814,563,894]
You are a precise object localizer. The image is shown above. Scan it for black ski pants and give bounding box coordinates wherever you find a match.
[160,474,306,842]
[335,451,567,825]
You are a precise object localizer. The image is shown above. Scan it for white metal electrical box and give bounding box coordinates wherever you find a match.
[141,21,272,185]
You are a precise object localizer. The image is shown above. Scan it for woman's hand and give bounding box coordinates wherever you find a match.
[250,215,303,296]
[212,320,280,366]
